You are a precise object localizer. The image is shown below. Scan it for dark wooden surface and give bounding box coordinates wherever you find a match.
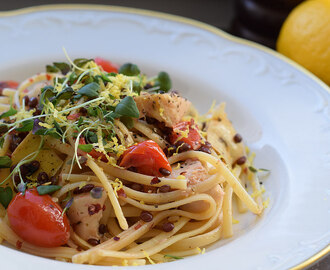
[0,1,328,269]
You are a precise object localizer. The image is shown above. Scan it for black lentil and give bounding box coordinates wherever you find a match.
[23,96,30,107]
[37,172,49,184]
[236,156,247,165]
[73,184,95,194]
[162,222,175,232]
[140,211,153,222]
[28,97,38,108]
[159,167,171,176]
[233,133,243,143]
[87,238,100,246]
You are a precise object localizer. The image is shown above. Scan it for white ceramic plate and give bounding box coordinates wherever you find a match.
[0,5,329,270]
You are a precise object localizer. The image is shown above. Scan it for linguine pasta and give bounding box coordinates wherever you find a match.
[0,57,268,265]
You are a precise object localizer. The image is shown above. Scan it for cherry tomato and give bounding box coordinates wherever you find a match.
[94,57,118,73]
[119,140,172,177]
[169,120,202,150]
[7,189,70,247]
[0,80,19,91]
[78,137,108,162]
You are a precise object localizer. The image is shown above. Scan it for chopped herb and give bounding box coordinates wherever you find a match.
[54,121,63,136]
[0,156,12,168]
[77,82,100,98]
[259,168,270,172]
[118,63,140,76]
[164,254,183,260]
[37,185,61,195]
[248,166,258,173]
[62,197,73,216]
[78,144,93,153]
[0,187,13,208]
[0,106,17,119]
[0,136,4,148]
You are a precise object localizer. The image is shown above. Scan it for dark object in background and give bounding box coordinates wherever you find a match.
[230,0,304,48]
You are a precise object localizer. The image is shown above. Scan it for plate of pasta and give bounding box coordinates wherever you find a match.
[0,5,329,270]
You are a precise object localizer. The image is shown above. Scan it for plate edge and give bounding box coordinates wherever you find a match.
[0,3,329,269]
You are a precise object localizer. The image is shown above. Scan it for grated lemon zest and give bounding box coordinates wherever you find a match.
[232,218,240,224]
[175,163,181,170]
[111,178,123,198]
[159,107,164,117]
[263,198,270,209]
[143,250,155,264]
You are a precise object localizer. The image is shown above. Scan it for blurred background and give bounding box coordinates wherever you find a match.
[0,0,304,49]
[0,0,329,269]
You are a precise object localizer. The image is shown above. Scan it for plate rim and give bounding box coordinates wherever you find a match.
[0,4,329,269]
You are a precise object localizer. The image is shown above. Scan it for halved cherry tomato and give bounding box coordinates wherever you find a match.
[169,120,202,150]
[119,140,172,177]
[78,137,108,162]
[0,80,19,91]
[7,189,70,247]
[94,57,118,73]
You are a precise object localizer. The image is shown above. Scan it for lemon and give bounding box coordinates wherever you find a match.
[277,0,330,85]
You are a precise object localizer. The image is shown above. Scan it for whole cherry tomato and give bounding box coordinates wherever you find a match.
[169,120,202,150]
[94,57,118,73]
[119,140,172,177]
[7,189,70,247]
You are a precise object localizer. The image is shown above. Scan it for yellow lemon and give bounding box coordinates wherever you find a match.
[277,0,330,85]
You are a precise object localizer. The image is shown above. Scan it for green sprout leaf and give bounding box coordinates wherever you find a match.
[115,96,139,118]
[78,144,93,153]
[15,119,34,132]
[77,82,100,98]
[55,87,74,101]
[248,166,258,173]
[53,62,70,75]
[0,156,12,168]
[0,187,13,208]
[118,63,140,76]
[74,58,93,68]
[37,185,62,195]
[85,131,98,144]
[157,71,172,92]
[120,116,134,129]
[0,106,17,119]
[40,86,56,105]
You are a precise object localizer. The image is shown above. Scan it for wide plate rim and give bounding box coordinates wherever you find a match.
[0,4,329,270]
